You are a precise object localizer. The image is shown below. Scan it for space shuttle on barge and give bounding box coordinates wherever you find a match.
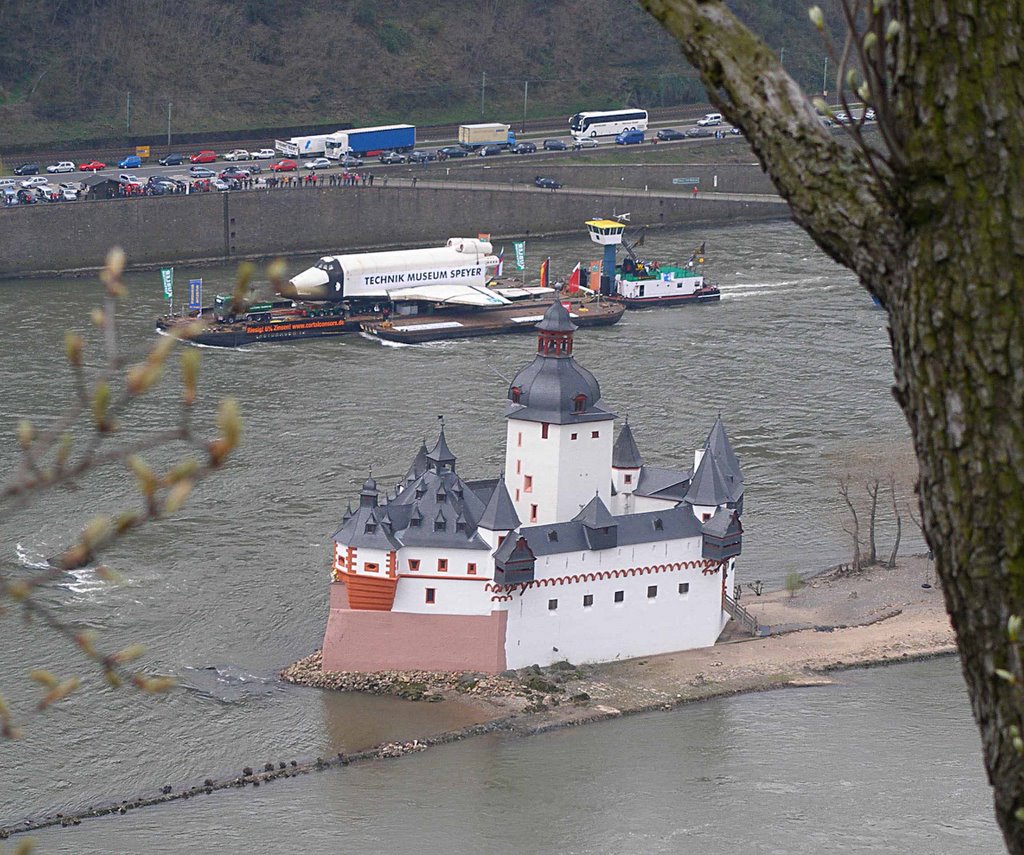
[280,237,513,308]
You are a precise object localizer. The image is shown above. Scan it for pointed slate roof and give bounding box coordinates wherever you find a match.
[705,415,742,483]
[476,477,521,531]
[426,426,456,470]
[702,506,743,538]
[612,418,644,469]
[684,449,733,507]
[403,442,429,484]
[536,299,577,332]
[573,495,617,529]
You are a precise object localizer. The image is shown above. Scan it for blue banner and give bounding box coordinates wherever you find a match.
[188,278,203,310]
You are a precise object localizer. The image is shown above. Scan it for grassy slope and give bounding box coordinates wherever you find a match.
[0,0,840,146]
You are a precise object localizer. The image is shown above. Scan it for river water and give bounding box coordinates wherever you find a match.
[0,221,1001,851]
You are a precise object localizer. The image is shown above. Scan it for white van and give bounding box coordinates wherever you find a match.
[0,178,16,189]
[697,112,723,126]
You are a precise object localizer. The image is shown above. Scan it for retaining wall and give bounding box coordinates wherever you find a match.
[0,184,788,279]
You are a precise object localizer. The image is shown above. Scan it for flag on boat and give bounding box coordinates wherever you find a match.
[539,257,550,289]
[635,230,645,247]
[188,278,203,310]
[566,262,581,294]
[513,241,526,271]
[495,247,504,277]
[698,241,706,264]
[160,267,173,301]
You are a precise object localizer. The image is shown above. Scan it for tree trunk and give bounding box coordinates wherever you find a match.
[886,475,902,569]
[866,479,879,565]
[638,0,1024,849]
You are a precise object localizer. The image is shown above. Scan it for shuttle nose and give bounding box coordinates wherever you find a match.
[280,266,330,299]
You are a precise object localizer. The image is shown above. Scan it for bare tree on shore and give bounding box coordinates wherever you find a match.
[886,474,902,569]
[865,479,880,565]
[837,476,862,574]
[640,0,1024,848]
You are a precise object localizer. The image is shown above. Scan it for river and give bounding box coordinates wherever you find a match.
[0,220,1000,851]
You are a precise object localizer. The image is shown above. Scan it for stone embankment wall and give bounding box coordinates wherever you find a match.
[0,182,787,279]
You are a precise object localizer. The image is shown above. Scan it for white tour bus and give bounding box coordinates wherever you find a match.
[569,108,649,139]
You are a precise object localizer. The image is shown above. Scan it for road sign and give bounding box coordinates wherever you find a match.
[136,145,150,159]
[672,177,700,185]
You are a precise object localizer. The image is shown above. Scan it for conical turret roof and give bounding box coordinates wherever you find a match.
[684,448,733,507]
[612,418,644,469]
[573,494,617,529]
[477,476,521,531]
[426,425,456,470]
[705,415,741,482]
[536,299,577,332]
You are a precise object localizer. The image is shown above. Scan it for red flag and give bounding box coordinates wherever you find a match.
[540,257,550,289]
[566,262,581,294]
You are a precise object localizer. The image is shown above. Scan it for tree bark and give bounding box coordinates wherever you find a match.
[639,1,1024,850]
[886,474,902,569]
[866,479,879,565]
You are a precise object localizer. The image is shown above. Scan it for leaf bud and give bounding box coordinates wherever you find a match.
[82,516,112,550]
[128,455,157,499]
[90,307,106,328]
[64,331,85,366]
[38,677,81,710]
[92,381,111,428]
[217,397,242,451]
[1009,614,1023,642]
[885,19,901,41]
[29,670,59,688]
[16,420,34,449]
[995,668,1017,684]
[111,643,147,664]
[164,480,194,515]
[862,31,878,51]
[181,349,201,405]
[808,6,825,29]
[126,362,163,396]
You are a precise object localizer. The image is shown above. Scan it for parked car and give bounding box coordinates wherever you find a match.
[58,188,79,201]
[211,178,231,191]
[118,155,142,169]
[685,127,711,138]
[436,146,469,158]
[534,176,562,189]
[697,112,723,126]
[16,188,37,204]
[303,157,332,170]
[14,163,39,176]
[223,149,250,162]
[189,165,216,178]
[573,137,599,150]
[729,126,742,136]
[339,154,364,167]
[78,160,106,172]
[407,150,435,163]
[20,176,49,189]
[219,167,251,181]
[543,139,568,151]
[478,144,505,157]
[615,129,645,145]
[270,159,297,172]
[46,161,76,174]
[59,181,84,193]
[118,173,141,183]
[251,149,276,160]
[247,162,262,174]
[0,178,16,189]
[864,108,876,122]
[656,128,685,141]
[190,150,217,164]
[159,153,185,166]
[832,111,851,124]
[378,151,406,164]
[512,142,537,154]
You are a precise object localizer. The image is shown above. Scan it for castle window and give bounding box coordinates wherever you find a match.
[467,563,477,575]
[497,535,506,547]
[434,519,445,532]
[541,423,549,439]
[573,394,587,413]
[425,588,436,604]
[583,594,594,608]
[516,459,521,474]
[702,513,711,522]
[678,583,690,596]
[524,475,533,492]
[614,590,625,603]
[647,585,658,599]
[624,474,633,485]
[547,530,558,542]
[511,386,521,404]
[517,432,522,448]
[571,433,578,440]
[415,487,426,499]
[515,489,520,501]
[456,520,467,532]
[653,517,663,531]
[438,559,448,572]
[410,517,421,528]
[591,431,599,439]
[364,562,379,573]
[364,522,376,533]
[408,559,420,571]
[530,504,538,522]
[548,599,558,611]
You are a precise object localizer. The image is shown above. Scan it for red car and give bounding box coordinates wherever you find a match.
[270,159,297,172]
[190,150,217,164]
[79,160,106,172]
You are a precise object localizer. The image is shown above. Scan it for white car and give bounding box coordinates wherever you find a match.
[0,178,16,190]
[252,149,276,160]
[20,176,49,189]
[47,161,76,174]
[59,181,84,192]
[58,188,79,201]
[303,157,332,170]
[697,112,723,126]
[223,149,250,161]
[211,178,232,191]
[119,173,141,184]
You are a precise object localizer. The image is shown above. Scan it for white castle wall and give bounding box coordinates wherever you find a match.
[632,495,680,514]
[501,537,728,669]
[391,545,493,615]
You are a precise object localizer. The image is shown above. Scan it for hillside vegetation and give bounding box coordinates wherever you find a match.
[0,0,841,146]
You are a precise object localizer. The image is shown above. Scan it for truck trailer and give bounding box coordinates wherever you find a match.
[274,133,338,159]
[458,123,517,149]
[324,124,416,159]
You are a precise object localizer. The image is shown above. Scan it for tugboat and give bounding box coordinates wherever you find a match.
[585,218,720,307]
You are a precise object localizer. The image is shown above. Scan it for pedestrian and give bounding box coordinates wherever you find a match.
[692,184,698,196]
[368,173,374,186]
[412,175,417,187]
[383,176,388,187]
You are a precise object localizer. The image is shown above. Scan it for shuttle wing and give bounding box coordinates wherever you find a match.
[386,283,512,307]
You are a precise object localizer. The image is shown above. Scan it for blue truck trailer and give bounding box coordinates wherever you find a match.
[324,124,416,159]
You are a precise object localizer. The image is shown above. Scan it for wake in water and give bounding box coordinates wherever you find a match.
[179,664,281,704]
[15,541,114,597]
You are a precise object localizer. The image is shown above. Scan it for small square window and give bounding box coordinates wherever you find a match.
[517,432,522,448]
[541,423,550,439]
[614,590,624,603]
[530,504,538,522]
[654,518,663,531]
[583,594,594,607]
[497,535,506,547]
[547,530,558,542]
[591,431,599,439]
[425,587,436,604]
[647,585,658,599]
[438,558,448,572]
[467,563,477,575]
[624,474,632,484]
[364,562,379,573]
[524,475,533,492]
[702,513,712,522]
[679,582,690,595]
[515,488,521,501]
[571,432,578,440]
[548,599,558,611]
[408,559,420,572]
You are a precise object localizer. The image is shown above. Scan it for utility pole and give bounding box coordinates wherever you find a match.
[126,90,131,135]
[522,80,528,133]
[481,71,486,117]
[167,102,172,146]
[823,56,829,98]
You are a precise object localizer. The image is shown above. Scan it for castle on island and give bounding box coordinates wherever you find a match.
[322,301,744,673]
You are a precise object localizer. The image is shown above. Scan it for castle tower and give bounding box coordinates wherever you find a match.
[611,417,644,513]
[504,301,615,525]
